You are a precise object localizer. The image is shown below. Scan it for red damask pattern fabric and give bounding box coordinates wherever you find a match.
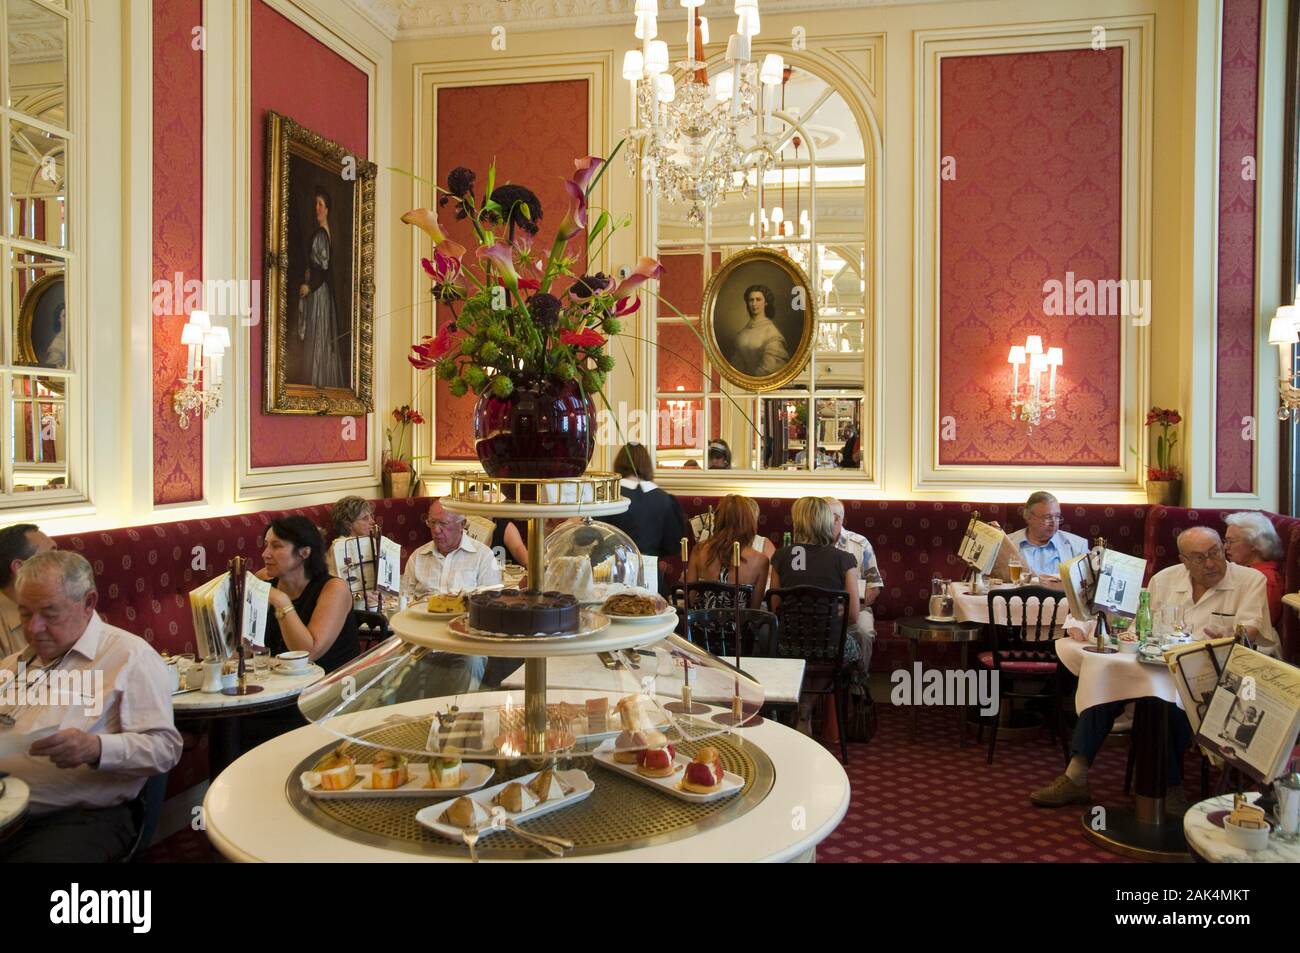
[432,79,590,461]
[248,0,369,468]
[937,49,1123,467]
[152,0,204,504]
[1215,0,1261,493]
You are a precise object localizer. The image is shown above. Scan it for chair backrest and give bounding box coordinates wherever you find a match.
[672,581,755,613]
[986,585,1067,658]
[120,771,169,863]
[684,608,779,657]
[352,609,392,653]
[763,585,849,667]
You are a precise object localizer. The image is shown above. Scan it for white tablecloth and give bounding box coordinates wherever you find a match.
[1056,637,1181,712]
[952,583,1071,627]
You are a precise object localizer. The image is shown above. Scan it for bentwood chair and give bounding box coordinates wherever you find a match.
[977,585,1068,766]
[672,581,755,614]
[684,608,779,658]
[763,585,852,763]
[352,608,392,653]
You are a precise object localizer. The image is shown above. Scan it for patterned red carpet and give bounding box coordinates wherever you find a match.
[143,705,1202,863]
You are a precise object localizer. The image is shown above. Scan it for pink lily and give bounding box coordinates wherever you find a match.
[572,155,605,193]
[476,241,520,295]
[612,257,664,297]
[612,295,640,317]
[555,180,587,242]
[402,208,467,260]
[421,249,463,287]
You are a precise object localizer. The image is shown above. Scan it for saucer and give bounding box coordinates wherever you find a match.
[275,663,311,675]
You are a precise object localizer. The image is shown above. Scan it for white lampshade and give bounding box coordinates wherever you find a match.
[635,0,658,13]
[725,33,751,62]
[188,309,211,331]
[782,220,794,236]
[759,52,783,85]
[680,0,704,7]
[822,277,834,294]
[645,40,669,74]
[1024,334,1043,355]
[655,73,676,102]
[181,323,205,347]
[747,211,755,227]
[714,70,734,101]
[1046,346,1064,366]
[635,12,657,39]
[622,49,644,80]
[203,328,229,356]
[734,0,757,10]
[738,7,760,37]
[699,16,709,43]
[799,209,810,226]
[1007,346,1026,365]
[1029,352,1048,374]
[770,205,784,224]
[1270,307,1300,345]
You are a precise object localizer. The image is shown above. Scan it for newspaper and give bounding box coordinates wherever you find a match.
[1059,550,1096,622]
[1092,550,1147,618]
[1164,637,1235,734]
[188,570,270,660]
[1196,644,1300,784]
[331,534,402,600]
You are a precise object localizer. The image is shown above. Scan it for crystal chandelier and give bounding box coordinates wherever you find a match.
[1007,335,1063,431]
[622,0,784,224]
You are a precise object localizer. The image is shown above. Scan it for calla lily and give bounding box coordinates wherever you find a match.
[612,295,640,317]
[403,208,466,260]
[572,155,605,193]
[477,241,520,299]
[612,257,664,297]
[555,180,588,242]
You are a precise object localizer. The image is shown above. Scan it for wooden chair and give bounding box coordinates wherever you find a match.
[763,585,852,763]
[977,585,1068,766]
[684,607,779,658]
[672,581,755,613]
[352,608,392,654]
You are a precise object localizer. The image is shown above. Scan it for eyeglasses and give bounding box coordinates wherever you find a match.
[427,519,462,530]
[1028,513,1063,524]
[1180,547,1225,564]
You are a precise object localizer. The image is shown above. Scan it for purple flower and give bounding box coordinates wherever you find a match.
[486,184,542,235]
[528,293,562,330]
[572,155,605,193]
[441,166,476,219]
[569,272,612,300]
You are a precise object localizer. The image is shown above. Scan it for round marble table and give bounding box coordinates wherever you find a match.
[203,693,850,863]
[0,776,30,842]
[893,616,984,745]
[174,665,325,776]
[1184,792,1300,862]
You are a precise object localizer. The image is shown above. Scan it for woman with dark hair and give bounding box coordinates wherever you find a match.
[604,442,688,560]
[731,284,790,378]
[297,186,346,389]
[687,495,768,609]
[261,515,359,673]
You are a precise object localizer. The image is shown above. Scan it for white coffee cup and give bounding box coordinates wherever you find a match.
[277,650,310,672]
[164,659,181,692]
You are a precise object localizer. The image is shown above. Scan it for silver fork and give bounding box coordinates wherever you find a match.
[460,825,480,862]
[503,819,572,853]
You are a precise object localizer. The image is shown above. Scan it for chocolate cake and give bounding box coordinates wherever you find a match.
[467,589,580,635]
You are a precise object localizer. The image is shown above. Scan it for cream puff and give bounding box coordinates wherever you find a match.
[681,746,725,794]
[636,744,678,778]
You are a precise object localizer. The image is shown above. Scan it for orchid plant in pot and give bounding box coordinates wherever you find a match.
[383,404,423,497]
[1144,406,1182,505]
[403,142,661,479]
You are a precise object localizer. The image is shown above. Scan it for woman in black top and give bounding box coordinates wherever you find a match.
[604,443,688,559]
[769,496,863,665]
[260,515,359,673]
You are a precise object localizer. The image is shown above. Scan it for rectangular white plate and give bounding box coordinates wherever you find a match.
[414,769,593,840]
[300,761,495,799]
[591,739,743,803]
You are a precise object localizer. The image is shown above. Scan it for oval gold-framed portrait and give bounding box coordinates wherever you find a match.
[16,271,67,394]
[700,248,815,392]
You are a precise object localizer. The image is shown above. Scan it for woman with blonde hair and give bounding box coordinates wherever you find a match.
[687,495,769,609]
[769,496,866,668]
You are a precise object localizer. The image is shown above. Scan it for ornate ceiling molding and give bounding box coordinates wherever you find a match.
[345,0,973,41]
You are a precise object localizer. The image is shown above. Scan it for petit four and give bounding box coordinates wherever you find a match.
[636,743,678,778]
[616,694,653,731]
[681,746,725,794]
[528,769,573,802]
[312,746,357,791]
[585,697,609,734]
[443,796,490,829]
[367,750,409,789]
[613,729,645,764]
[426,757,465,789]
[493,781,539,813]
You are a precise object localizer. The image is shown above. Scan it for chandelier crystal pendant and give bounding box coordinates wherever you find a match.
[623,0,782,224]
[1006,335,1063,432]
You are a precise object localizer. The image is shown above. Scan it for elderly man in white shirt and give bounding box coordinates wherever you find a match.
[398,500,501,696]
[0,551,181,862]
[1004,491,1088,578]
[1030,527,1273,810]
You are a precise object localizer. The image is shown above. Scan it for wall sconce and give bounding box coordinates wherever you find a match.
[1269,296,1300,421]
[1007,335,1063,431]
[172,310,229,429]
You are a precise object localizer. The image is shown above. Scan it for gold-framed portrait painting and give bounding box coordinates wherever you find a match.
[16,271,67,391]
[263,111,377,415]
[701,248,815,392]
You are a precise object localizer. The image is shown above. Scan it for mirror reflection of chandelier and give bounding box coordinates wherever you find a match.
[622,0,784,224]
[1007,335,1063,432]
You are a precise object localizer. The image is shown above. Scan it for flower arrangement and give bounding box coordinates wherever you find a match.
[1145,406,1182,481]
[403,142,661,403]
[384,404,424,474]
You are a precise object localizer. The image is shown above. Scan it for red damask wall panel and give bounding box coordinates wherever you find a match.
[1215,0,1260,494]
[432,80,589,460]
[937,49,1123,467]
[152,0,204,504]
[249,0,369,467]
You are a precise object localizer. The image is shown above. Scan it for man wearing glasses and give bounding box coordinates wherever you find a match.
[1030,526,1273,808]
[1004,491,1087,578]
[402,499,501,602]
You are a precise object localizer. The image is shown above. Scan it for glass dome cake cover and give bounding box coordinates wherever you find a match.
[543,518,643,601]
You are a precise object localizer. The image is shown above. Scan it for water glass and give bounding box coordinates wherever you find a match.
[251,645,271,681]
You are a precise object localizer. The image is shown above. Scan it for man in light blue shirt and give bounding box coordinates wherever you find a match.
[1004,491,1087,577]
